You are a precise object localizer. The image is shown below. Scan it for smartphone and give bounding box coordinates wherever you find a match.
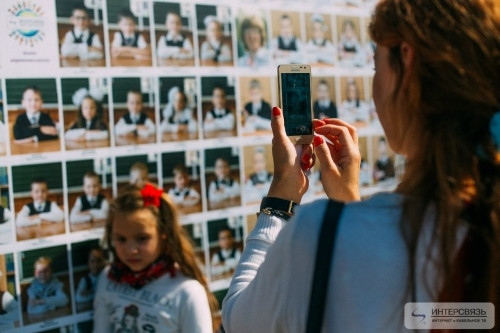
[277,64,314,144]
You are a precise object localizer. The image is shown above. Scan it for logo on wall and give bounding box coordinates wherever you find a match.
[7,1,45,47]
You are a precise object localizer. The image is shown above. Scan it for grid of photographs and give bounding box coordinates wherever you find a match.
[0,0,398,331]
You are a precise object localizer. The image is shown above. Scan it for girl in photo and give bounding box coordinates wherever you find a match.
[93,185,217,332]
[65,88,109,142]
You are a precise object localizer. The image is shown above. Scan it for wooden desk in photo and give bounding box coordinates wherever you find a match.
[115,134,156,146]
[242,129,272,137]
[60,57,106,68]
[70,219,106,233]
[65,139,110,150]
[0,143,6,156]
[200,60,234,67]
[16,221,66,241]
[157,58,195,67]
[23,304,72,325]
[203,129,237,139]
[110,57,152,67]
[162,131,199,142]
[208,196,241,211]
[177,203,202,215]
[11,139,61,155]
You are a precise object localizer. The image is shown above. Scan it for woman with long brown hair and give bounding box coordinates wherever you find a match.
[222,0,500,331]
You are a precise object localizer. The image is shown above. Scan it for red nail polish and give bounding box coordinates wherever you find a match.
[314,136,324,147]
[302,153,310,162]
[272,107,281,117]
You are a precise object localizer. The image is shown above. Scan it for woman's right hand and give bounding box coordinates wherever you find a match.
[313,118,361,202]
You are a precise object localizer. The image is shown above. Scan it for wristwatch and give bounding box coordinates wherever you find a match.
[260,197,299,216]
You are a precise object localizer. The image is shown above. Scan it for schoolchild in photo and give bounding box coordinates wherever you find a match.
[162,151,202,214]
[0,253,20,330]
[201,77,237,138]
[270,11,303,65]
[205,148,241,210]
[57,1,105,67]
[243,145,273,204]
[240,77,273,134]
[236,10,270,68]
[64,87,109,148]
[0,106,6,155]
[115,156,159,193]
[336,16,364,67]
[312,77,338,120]
[71,241,107,313]
[160,85,198,141]
[196,4,233,66]
[109,7,152,66]
[114,89,156,145]
[13,167,66,241]
[209,225,242,280]
[339,76,370,126]
[154,2,195,66]
[304,13,336,65]
[0,167,13,244]
[19,245,72,325]
[6,81,61,155]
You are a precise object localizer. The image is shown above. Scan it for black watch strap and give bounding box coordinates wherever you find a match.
[260,196,299,215]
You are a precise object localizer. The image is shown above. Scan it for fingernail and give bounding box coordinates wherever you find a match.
[272,107,281,117]
[302,160,312,171]
[314,136,324,147]
[302,153,310,163]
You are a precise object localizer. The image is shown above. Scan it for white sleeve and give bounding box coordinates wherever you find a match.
[160,119,178,133]
[65,128,86,141]
[44,282,69,310]
[183,188,200,206]
[85,129,109,141]
[87,34,103,60]
[229,180,241,198]
[213,112,235,131]
[89,198,109,220]
[185,109,198,133]
[218,43,233,62]
[60,31,82,57]
[173,37,194,60]
[157,35,177,59]
[137,118,156,137]
[93,270,113,333]
[211,253,224,276]
[222,213,290,333]
[137,34,148,49]
[70,197,91,224]
[179,280,213,333]
[75,276,93,303]
[111,31,122,47]
[0,121,6,143]
[208,181,223,202]
[114,118,135,136]
[16,205,39,227]
[200,41,215,60]
[3,207,11,224]
[39,202,64,223]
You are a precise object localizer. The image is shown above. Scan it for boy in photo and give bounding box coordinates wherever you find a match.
[167,164,200,207]
[115,90,156,139]
[211,227,241,277]
[208,157,240,202]
[13,86,58,143]
[60,5,103,60]
[242,79,272,132]
[203,86,234,133]
[111,8,151,59]
[157,12,193,60]
[16,178,64,227]
[69,171,109,225]
[26,257,69,314]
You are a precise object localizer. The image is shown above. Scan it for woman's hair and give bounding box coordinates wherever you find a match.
[104,186,219,317]
[370,0,500,315]
[76,95,105,129]
[240,16,266,49]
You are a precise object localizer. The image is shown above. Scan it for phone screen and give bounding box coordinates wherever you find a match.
[281,72,312,136]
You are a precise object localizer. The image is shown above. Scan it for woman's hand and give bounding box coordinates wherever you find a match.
[313,118,361,202]
[267,107,314,204]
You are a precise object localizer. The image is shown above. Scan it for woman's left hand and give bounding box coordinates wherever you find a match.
[267,107,314,204]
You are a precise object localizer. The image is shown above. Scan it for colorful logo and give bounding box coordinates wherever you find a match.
[8,1,45,47]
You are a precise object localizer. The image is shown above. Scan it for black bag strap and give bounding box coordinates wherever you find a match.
[305,200,344,333]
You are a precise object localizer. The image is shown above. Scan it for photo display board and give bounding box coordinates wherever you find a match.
[0,0,399,331]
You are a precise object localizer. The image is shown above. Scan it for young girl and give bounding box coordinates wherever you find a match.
[93,184,217,332]
[65,93,109,142]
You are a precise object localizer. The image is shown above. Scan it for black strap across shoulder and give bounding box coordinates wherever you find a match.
[305,200,345,333]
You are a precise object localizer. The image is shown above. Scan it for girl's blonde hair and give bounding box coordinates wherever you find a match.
[104,186,219,318]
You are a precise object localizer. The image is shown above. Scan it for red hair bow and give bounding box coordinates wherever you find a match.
[140,184,163,208]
